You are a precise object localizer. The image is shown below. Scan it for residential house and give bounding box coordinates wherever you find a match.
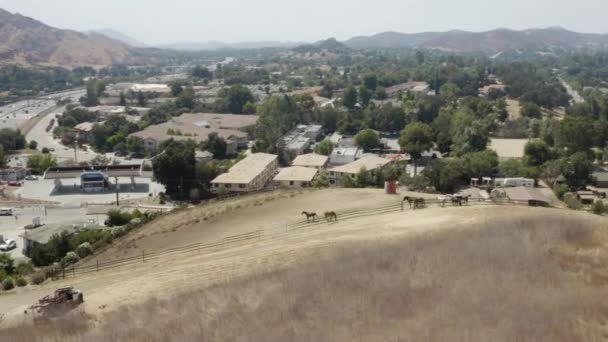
[329,147,358,166]
[292,153,329,169]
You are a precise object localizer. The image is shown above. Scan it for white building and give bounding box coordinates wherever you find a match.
[283,124,324,157]
[328,156,392,185]
[273,166,318,188]
[211,153,279,193]
[494,178,535,188]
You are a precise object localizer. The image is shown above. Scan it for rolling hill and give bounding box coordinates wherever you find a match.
[0,9,142,68]
[345,27,608,52]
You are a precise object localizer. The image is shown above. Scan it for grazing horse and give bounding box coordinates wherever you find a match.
[462,195,471,205]
[414,198,426,209]
[402,196,415,211]
[324,211,338,222]
[451,196,462,206]
[301,211,318,223]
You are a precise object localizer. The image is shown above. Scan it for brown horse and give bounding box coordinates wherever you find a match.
[402,196,415,211]
[301,211,318,222]
[414,198,426,209]
[324,211,338,222]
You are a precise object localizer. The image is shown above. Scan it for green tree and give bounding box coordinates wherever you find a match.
[314,139,334,156]
[524,140,552,167]
[554,116,594,155]
[463,150,498,179]
[28,140,38,150]
[171,83,183,97]
[119,92,127,106]
[137,91,147,107]
[354,129,381,152]
[363,74,378,91]
[563,152,592,188]
[319,84,333,98]
[520,102,542,119]
[192,65,212,79]
[113,142,128,156]
[0,128,26,151]
[355,167,373,187]
[219,85,255,114]
[201,132,228,159]
[152,140,196,197]
[400,122,433,174]
[342,86,358,111]
[126,136,144,155]
[27,153,57,175]
[313,171,330,188]
[375,86,387,100]
[439,82,461,103]
[359,86,372,108]
[242,101,257,114]
[176,85,196,109]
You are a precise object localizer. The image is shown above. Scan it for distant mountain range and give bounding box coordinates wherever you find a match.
[3,6,608,69]
[158,40,306,51]
[344,27,608,51]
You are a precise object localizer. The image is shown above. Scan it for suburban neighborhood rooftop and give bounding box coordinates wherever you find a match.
[329,156,392,174]
[273,166,318,182]
[211,153,277,184]
[292,153,329,168]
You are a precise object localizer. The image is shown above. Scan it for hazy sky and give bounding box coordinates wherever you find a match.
[0,0,606,45]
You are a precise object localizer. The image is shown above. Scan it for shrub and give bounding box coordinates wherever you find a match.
[159,192,166,205]
[30,272,45,285]
[106,209,133,227]
[15,276,27,287]
[41,147,50,154]
[61,251,80,266]
[16,261,34,276]
[28,140,38,150]
[76,242,93,258]
[563,193,582,210]
[591,201,607,215]
[553,184,569,200]
[2,277,14,291]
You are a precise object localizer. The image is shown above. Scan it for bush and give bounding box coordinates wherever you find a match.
[41,147,50,154]
[2,277,14,291]
[159,192,166,205]
[591,201,607,215]
[553,184,569,200]
[107,209,133,227]
[61,251,80,266]
[15,261,34,276]
[30,272,45,285]
[76,242,93,258]
[563,193,582,210]
[15,276,27,287]
[28,140,38,150]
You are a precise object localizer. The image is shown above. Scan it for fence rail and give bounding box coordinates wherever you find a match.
[58,197,545,279]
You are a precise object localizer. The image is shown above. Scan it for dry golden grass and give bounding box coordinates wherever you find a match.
[3,214,608,341]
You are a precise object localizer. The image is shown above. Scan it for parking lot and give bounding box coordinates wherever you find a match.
[15,177,165,207]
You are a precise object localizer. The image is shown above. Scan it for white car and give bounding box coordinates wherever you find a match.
[25,175,38,181]
[0,239,16,251]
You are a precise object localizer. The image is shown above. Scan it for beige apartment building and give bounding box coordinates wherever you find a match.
[273,166,318,188]
[211,153,278,193]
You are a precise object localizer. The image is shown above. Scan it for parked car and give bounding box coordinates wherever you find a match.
[0,207,12,216]
[25,175,38,181]
[0,239,16,251]
[8,181,21,187]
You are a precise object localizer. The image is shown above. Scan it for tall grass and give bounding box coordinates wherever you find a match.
[2,215,606,341]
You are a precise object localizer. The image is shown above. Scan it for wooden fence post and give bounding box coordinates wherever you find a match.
[142,250,145,263]
[96,260,99,272]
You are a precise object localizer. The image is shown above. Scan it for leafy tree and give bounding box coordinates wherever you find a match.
[363,74,378,91]
[152,140,196,197]
[113,142,128,156]
[342,86,358,111]
[201,132,227,159]
[563,152,592,188]
[313,171,330,188]
[192,65,212,79]
[355,167,373,187]
[426,159,468,193]
[0,253,15,275]
[375,86,387,100]
[314,139,334,156]
[355,129,381,152]
[359,86,372,107]
[0,128,26,151]
[218,85,255,114]
[119,92,127,106]
[137,91,147,107]
[524,140,552,167]
[171,83,183,97]
[439,82,461,103]
[554,116,594,155]
[176,85,196,109]
[463,150,498,179]
[499,159,525,177]
[591,201,607,215]
[400,122,433,173]
[319,84,333,98]
[126,136,144,155]
[253,95,299,153]
[340,174,356,188]
[242,101,257,114]
[27,154,57,174]
[374,105,406,132]
[520,102,542,119]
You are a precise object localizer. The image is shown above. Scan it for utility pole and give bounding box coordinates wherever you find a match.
[115,176,119,205]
